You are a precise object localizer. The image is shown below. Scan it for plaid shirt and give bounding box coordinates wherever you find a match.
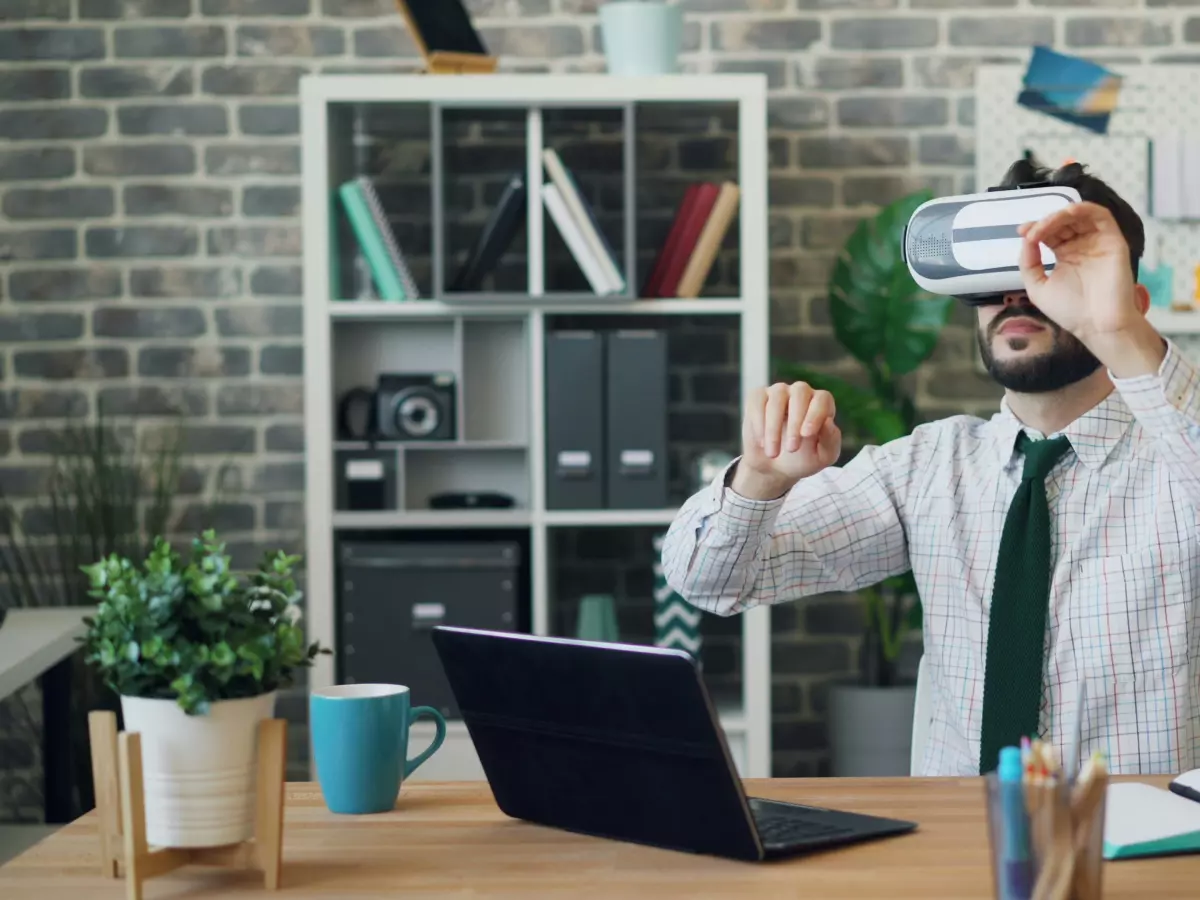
[662,340,1200,777]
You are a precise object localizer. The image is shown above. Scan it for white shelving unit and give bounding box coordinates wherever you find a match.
[301,74,771,780]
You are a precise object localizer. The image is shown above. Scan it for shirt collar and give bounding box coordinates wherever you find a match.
[990,388,1134,473]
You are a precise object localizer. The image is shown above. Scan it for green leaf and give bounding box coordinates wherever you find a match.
[827,190,953,376]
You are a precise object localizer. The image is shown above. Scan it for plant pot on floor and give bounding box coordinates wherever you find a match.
[828,683,916,776]
[121,690,277,848]
[599,1,683,76]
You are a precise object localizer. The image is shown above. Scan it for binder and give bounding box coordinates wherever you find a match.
[338,180,407,301]
[545,330,605,509]
[605,329,668,510]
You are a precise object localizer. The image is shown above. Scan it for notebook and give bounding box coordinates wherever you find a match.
[1103,771,1200,859]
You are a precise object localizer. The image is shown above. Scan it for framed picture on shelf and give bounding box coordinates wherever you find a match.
[395,0,498,75]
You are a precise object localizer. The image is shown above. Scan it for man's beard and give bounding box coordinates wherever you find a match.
[977,306,1103,393]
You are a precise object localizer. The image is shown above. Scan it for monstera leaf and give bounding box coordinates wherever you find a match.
[829,190,954,377]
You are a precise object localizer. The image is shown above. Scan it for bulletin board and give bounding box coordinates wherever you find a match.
[975,63,1200,358]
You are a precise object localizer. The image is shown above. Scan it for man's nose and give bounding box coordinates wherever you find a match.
[1001,291,1031,308]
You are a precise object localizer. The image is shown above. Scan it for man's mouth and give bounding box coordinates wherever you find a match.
[996,318,1045,337]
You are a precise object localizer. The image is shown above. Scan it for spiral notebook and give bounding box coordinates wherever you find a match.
[1103,770,1200,859]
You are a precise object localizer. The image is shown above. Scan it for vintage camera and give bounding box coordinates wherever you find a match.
[375,372,456,441]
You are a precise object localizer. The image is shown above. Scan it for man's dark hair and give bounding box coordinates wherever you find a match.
[996,154,1144,279]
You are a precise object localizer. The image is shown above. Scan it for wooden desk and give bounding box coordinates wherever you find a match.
[1,777,1198,899]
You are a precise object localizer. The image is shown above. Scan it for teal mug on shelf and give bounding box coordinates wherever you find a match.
[310,684,447,814]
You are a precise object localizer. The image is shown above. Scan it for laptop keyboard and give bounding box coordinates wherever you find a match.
[750,802,856,848]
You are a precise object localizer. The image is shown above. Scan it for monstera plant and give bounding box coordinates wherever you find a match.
[775,189,953,774]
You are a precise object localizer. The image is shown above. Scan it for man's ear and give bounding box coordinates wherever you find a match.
[1133,281,1150,315]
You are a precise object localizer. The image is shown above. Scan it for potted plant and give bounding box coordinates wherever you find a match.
[775,189,953,775]
[80,529,327,848]
[598,1,684,76]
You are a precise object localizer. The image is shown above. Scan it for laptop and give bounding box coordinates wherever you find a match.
[429,626,918,861]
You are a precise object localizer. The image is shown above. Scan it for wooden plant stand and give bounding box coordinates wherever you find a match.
[87,711,287,900]
[424,52,498,75]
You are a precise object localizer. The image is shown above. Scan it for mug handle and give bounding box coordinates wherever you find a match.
[404,706,447,778]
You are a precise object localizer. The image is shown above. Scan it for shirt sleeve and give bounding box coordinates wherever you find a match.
[1111,337,1200,501]
[658,439,913,617]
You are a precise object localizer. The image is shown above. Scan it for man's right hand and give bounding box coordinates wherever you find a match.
[730,382,841,500]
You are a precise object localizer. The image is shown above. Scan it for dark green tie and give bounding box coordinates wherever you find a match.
[979,432,1073,774]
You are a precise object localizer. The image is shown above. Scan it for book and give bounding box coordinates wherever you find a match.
[642,184,700,298]
[450,172,526,292]
[675,181,739,298]
[338,180,407,301]
[1103,779,1200,859]
[656,182,721,298]
[542,182,612,295]
[541,147,623,293]
[356,176,420,299]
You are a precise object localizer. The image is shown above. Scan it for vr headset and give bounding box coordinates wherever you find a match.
[902,182,1081,306]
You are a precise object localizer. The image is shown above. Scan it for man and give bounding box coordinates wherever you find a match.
[660,157,1200,777]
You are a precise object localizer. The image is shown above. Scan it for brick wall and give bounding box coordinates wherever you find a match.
[3,0,1197,816]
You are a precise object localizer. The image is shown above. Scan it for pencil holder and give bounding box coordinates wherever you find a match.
[984,770,1106,900]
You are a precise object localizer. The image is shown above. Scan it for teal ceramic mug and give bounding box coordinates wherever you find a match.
[310,684,447,814]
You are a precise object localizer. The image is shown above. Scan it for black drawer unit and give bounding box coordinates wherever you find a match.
[336,540,521,720]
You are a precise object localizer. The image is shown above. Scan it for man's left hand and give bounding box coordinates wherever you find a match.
[1017,200,1166,377]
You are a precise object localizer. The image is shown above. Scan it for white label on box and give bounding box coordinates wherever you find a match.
[412,602,445,621]
[346,459,384,480]
[621,449,654,467]
[557,450,591,469]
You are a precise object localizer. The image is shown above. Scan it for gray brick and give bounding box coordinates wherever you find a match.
[690,372,740,404]
[265,423,303,451]
[0,27,105,60]
[711,19,821,52]
[86,226,199,259]
[949,16,1055,45]
[84,143,195,175]
[352,26,418,57]
[773,639,852,674]
[0,312,83,342]
[0,0,69,18]
[0,148,74,181]
[1037,0,1134,5]
[216,305,302,336]
[170,425,256,454]
[203,0,309,12]
[914,0,1013,6]
[118,104,228,137]
[769,137,790,169]
[1066,17,1172,46]
[0,107,107,141]
[9,267,121,301]
[913,55,1021,88]
[243,185,300,217]
[806,56,903,89]
[0,389,88,419]
[669,410,736,443]
[770,176,835,207]
[838,96,947,128]
[176,502,255,533]
[801,214,868,251]
[919,133,975,166]
[116,26,227,59]
[794,0,894,7]
[217,384,303,416]
[712,59,787,91]
[236,25,344,57]
[79,65,193,98]
[130,265,241,298]
[201,65,306,96]
[260,345,302,375]
[797,136,909,168]
[265,501,303,530]
[207,225,301,257]
[98,385,207,417]
[206,144,300,176]
[0,68,70,101]
[321,0,386,14]
[843,174,956,207]
[125,185,234,218]
[80,0,189,15]
[0,465,51,497]
[831,17,938,48]
[767,97,830,130]
[138,346,252,378]
[249,265,302,297]
[14,348,128,380]
[238,104,299,136]
[3,186,112,220]
[94,306,207,339]
[0,229,76,261]
[678,137,733,171]
[480,25,585,57]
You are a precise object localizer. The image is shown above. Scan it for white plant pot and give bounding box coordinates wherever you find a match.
[120,691,277,848]
[828,684,916,777]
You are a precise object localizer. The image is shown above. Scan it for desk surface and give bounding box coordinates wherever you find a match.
[0,607,88,703]
[2,776,1200,899]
